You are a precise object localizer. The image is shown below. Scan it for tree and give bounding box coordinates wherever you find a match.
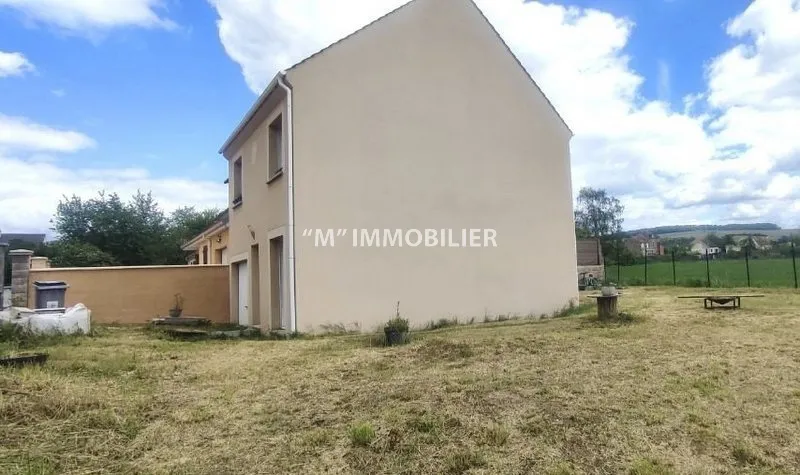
[43,241,117,268]
[574,187,624,237]
[52,191,168,266]
[704,233,725,249]
[162,207,223,264]
[662,237,694,257]
[50,191,219,267]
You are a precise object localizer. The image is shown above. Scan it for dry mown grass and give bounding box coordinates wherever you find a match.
[2,288,800,474]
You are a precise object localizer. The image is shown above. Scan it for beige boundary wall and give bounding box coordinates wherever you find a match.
[27,265,230,324]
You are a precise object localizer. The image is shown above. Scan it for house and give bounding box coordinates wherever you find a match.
[691,239,721,258]
[725,244,742,254]
[182,210,230,265]
[219,0,577,332]
[750,235,773,251]
[624,234,665,257]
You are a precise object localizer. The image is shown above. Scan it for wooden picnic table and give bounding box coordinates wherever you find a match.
[677,294,765,309]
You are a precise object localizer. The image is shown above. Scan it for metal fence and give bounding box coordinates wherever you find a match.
[604,243,799,288]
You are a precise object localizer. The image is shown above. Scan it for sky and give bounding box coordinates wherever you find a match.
[1,0,799,235]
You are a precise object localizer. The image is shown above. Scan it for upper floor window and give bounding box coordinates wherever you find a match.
[233,157,243,207]
[268,114,283,180]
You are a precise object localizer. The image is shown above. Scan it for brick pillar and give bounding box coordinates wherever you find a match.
[9,249,33,308]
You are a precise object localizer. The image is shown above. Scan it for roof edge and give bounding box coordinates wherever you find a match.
[218,73,285,156]
[182,221,229,251]
[285,0,417,74]
[467,0,574,137]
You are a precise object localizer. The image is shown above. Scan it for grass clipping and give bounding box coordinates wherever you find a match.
[1,288,799,474]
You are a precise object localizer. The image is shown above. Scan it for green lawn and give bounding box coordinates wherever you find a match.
[610,258,799,288]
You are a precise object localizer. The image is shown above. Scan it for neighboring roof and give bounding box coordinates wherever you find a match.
[212,208,230,226]
[0,233,46,245]
[182,210,230,251]
[219,0,572,155]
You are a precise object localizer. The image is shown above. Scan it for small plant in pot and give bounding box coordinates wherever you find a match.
[383,301,409,346]
[168,293,184,318]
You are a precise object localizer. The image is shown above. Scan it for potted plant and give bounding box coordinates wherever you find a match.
[383,301,409,346]
[168,293,184,318]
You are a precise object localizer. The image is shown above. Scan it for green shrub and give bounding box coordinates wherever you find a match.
[1,321,85,349]
[0,321,29,344]
[348,422,376,447]
[384,317,410,334]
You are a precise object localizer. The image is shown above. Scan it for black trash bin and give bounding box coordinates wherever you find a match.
[33,281,69,310]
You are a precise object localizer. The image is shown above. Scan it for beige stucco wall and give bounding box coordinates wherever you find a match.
[27,266,229,324]
[194,228,230,265]
[286,0,577,331]
[224,96,289,327]
[30,257,50,270]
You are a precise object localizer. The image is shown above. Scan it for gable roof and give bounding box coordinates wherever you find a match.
[182,209,230,251]
[219,0,572,155]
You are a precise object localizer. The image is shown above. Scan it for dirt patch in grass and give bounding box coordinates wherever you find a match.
[2,288,800,473]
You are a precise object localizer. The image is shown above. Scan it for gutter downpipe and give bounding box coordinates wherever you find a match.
[276,72,297,333]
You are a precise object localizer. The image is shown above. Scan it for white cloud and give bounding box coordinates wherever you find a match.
[209,0,800,229]
[657,60,671,102]
[0,50,34,77]
[51,89,66,98]
[208,0,407,93]
[0,115,96,153]
[0,154,227,234]
[0,0,176,32]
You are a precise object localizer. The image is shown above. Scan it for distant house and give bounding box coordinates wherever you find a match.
[751,236,773,251]
[182,210,229,265]
[624,234,665,257]
[691,239,721,258]
[0,233,46,246]
[725,244,742,253]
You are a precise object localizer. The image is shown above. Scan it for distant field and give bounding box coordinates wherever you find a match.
[610,258,799,287]
[656,229,800,240]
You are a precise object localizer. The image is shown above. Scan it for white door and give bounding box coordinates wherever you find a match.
[237,261,249,325]
[221,248,229,265]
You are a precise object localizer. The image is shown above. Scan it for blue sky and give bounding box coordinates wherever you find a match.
[1,0,799,234]
[0,1,250,181]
